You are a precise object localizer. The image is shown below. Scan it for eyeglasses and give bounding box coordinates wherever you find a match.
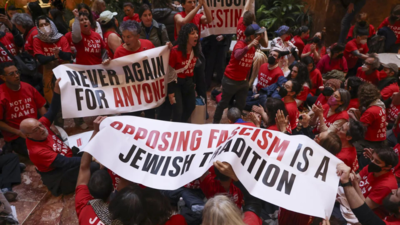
[6,70,20,77]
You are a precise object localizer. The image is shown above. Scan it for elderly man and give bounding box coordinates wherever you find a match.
[20,79,99,196]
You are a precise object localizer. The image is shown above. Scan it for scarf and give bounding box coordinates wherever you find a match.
[88,199,120,225]
[36,20,63,43]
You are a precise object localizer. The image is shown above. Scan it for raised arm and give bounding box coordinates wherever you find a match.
[200,0,213,25]
[71,9,82,44]
[241,0,253,16]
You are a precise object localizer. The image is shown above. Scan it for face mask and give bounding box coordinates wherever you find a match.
[358,21,367,26]
[380,70,389,79]
[268,56,277,65]
[361,64,369,72]
[279,87,288,98]
[304,34,310,40]
[327,96,338,107]
[368,162,383,173]
[322,86,334,97]
[41,25,51,35]
[284,36,291,42]
[360,39,367,45]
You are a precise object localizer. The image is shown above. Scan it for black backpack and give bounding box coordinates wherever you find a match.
[0,41,39,75]
[368,34,386,54]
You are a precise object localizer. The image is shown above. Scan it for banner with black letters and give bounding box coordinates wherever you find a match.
[83,116,342,218]
[53,46,169,118]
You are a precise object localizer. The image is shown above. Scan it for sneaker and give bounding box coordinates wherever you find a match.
[79,122,88,130]
[19,163,26,173]
[1,189,17,202]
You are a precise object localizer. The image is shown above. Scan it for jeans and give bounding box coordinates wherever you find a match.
[3,137,28,158]
[245,91,268,111]
[0,153,21,189]
[338,0,367,44]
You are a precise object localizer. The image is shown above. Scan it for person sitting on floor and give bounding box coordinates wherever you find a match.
[227,107,255,127]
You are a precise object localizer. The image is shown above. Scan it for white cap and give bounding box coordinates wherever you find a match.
[99,10,118,25]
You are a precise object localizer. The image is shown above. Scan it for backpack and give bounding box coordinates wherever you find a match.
[368,34,386,54]
[0,42,39,75]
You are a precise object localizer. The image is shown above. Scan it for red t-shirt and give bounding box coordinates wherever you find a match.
[344,39,369,69]
[315,93,328,106]
[200,172,243,208]
[356,68,380,85]
[284,101,299,131]
[387,104,400,123]
[347,24,376,39]
[360,105,387,142]
[309,69,323,96]
[296,83,310,102]
[0,32,18,62]
[114,39,155,59]
[174,11,203,40]
[0,82,46,142]
[379,17,400,44]
[123,14,141,22]
[303,44,326,64]
[392,144,400,179]
[165,215,187,225]
[64,32,75,52]
[75,185,106,225]
[26,117,73,172]
[107,169,121,190]
[24,27,38,55]
[359,165,397,216]
[315,104,349,133]
[74,31,106,65]
[243,211,262,225]
[168,46,198,79]
[347,98,359,110]
[103,31,120,59]
[33,36,71,62]
[337,147,359,172]
[224,41,256,81]
[267,124,292,134]
[279,208,313,225]
[256,65,284,91]
[291,36,305,55]
[236,17,246,42]
[381,83,399,101]
[316,55,348,74]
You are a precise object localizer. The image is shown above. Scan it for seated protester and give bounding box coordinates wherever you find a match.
[0,151,22,202]
[271,25,299,67]
[199,166,243,209]
[287,62,311,107]
[0,62,46,158]
[139,5,171,48]
[347,12,376,41]
[356,54,381,85]
[252,50,283,92]
[250,98,291,133]
[344,28,369,76]
[0,13,24,63]
[227,107,255,127]
[75,117,114,225]
[392,134,400,184]
[345,76,363,110]
[378,5,400,52]
[123,2,141,22]
[301,32,326,64]
[336,119,366,172]
[20,79,100,196]
[33,15,71,104]
[281,80,302,132]
[99,10,122,59]
[337,163,400,225]
[10,13,38,55]
[236,0,254,42]
[291,26,309,55]
[379,63,399,101]
[316,43,348,75]
[313,78,342,107]
[302,56,323,97]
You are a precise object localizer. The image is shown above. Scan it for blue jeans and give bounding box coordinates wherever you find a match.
[338,0,367,44]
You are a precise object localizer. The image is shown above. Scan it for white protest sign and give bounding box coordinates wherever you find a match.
[53,46,170,118]
[67,131,94,150]
[200,0,254,37]
[84,116,342,218]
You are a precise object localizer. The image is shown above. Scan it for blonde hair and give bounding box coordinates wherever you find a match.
[202,195,246,225]
[91,0,105,14]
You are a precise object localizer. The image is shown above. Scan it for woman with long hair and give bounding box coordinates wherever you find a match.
[138,4,171,47]
[345,76,363,110]
[99,10,122,59]
[301,31,326,63]
[302,56,322,97]
[26,1,45,23]
[48,8,68,35]
[291,26,309,55]
[287,62,311,107]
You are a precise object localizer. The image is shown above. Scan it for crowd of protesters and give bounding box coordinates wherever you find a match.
[1,0,400,224]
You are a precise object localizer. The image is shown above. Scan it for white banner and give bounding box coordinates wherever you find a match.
[84,116,342,219]
[200,0,254,37]
[53,46,170,118]
[67,131,94,150]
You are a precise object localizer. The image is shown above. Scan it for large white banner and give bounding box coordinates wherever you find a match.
[53,46,170,118]
[84,116,342,219]
[201,0,254,37]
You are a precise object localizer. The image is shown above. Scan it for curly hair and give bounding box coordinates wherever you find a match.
[288,62,312,89]
[176,23,201,59]
[264,98,288,127]
[358,82,381,111]
[347,119,366,144]
[346,76,363,99]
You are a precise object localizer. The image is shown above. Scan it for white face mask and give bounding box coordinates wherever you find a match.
[360,39,367,45]
[361,64,369,72]
[41,25,51,35]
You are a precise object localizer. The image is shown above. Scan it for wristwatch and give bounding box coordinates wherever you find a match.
[339,180,352,187]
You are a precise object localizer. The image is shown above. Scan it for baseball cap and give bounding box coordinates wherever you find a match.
[245,24,266,37]
[99,10,118,25]
[275,25,290,37]
[382,63,399,74]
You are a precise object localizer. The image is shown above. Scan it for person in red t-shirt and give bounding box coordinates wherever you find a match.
[252,49,283,92]
[347,13,376,41]
[287,62,311,107]
[345,76,362,110]
[281,80,302,131]
[99,10,122,59]
[75,116,114,225]
[311,78,342,107]
[173,0,212,40]
[378,5,400,48]
[236,0,254,42]
[303,56,322,97]
[356,54,380,85]
[301,32,326,64]
[291,26,309,55]
[344,29,369,76]
[10,13,38,56]
[0,62,46,157]
[213,25,262,123]
[0,14,23,63]
[317,43,348,74]
[123,2,141,22]
[379,63,399,101]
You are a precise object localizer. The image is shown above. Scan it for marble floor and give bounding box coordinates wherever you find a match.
[10,89,236,224]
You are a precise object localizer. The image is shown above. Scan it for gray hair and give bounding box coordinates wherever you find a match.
[368,54,381,69]
[227,107,242,123]
[11,13,34,29]
[119,20,141,35]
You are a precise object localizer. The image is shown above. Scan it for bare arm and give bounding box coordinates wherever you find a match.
[175,4,202,28]
[241,0,253,16]
[352,50,368,60]
[0,121,25,138]
[39,106,47,117]
[201,0,213,25]
[76,151,92,187]
[108,33,122,54]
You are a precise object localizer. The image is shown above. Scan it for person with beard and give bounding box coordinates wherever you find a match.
[378,4,400,53]
[10,13,38,56]
[344,28,369,77]
[0,14,24,63]
[33,15,71,104]
[280,80,302,132]
[287,62,311,107]
[345,76,363,110]
[312,78,342,107]
[347,12,376,41]
[212,25,262,124]
[379,63,399,101]
[317,43,348,75]
[291,26,309,55]
[302,32,326,64]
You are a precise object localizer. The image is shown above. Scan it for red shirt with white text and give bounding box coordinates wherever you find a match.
[360,106,387,142]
